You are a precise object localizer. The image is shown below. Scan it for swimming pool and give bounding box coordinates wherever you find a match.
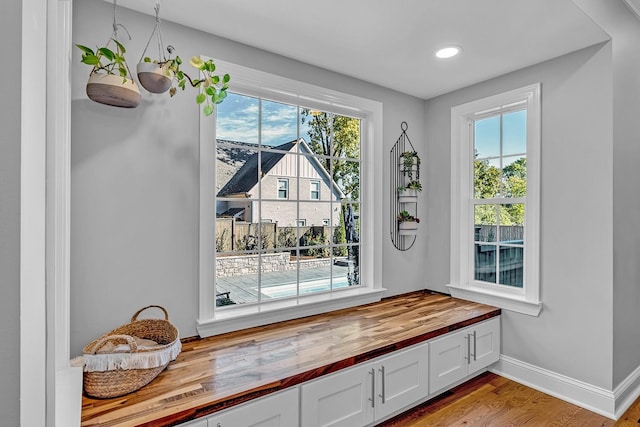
[258,276,352,299]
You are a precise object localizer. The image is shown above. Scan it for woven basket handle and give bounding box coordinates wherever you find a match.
[88,334,138,354]
[131,305,169,322]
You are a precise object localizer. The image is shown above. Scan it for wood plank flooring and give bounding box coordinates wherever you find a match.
[379,372,640,427]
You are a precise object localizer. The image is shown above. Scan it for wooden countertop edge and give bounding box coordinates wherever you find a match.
[134,307,501,427]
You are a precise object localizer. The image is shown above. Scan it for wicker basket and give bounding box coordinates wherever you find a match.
[82,305,181,399]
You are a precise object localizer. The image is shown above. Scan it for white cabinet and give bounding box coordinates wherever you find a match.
[177,316,500,427]
[300,361,374,427]
[207,388,298,427]
[177,419,207,427]
[300,342,429,427]
[429,317,500,394]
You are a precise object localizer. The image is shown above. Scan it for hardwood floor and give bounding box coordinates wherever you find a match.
[378,372,640,427]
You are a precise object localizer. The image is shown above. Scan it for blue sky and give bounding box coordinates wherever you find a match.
[216,93,312,146]
[474,110,526,159]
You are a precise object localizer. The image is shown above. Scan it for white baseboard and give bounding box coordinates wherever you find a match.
[491,355,618,419]
[613,363,640,419]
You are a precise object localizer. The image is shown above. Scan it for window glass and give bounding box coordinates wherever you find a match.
[474,115,500,159]
[502,110,527,156]
[215,93,362,308]
[310,180,320,200]
[473,109,527,290]
[262,100,298,149]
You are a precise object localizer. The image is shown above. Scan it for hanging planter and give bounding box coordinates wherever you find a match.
[136,1,231,115]
[398,189,418,204]
[397,180,422,203]
[86,72,141,108]
[397,210,420,236]
[76,1,140,108]
[398,221,419,236]
[137,2,173,94]
[137,61,172,94]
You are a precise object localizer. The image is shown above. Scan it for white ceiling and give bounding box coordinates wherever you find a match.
[115,0,610,100]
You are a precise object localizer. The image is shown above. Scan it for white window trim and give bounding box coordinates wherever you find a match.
[277,178,289,200]
[310,180,320,200]
[447,83,542,316]
[197,59,385,337]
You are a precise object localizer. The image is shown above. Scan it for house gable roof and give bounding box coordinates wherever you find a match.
[216,138,346,200]
[217,140,295,197]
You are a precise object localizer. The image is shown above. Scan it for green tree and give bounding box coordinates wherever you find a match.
[502,157,526,224]
[333,210,347,256]
[474,156,527,226]
[474,159,500,199]
[301,109,360,201]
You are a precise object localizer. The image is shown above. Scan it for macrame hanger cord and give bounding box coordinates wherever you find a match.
[110,0,132,43]
[139,0,166,63]
[108,0,134,78]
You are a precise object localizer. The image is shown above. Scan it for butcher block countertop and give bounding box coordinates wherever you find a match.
[81,291,500,426]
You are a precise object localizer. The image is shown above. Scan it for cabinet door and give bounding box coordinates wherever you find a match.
[209,388,298,427]
[300,363,374,427]
[429,329,467,394]
[375,342,429,420]
[469,317,500,374]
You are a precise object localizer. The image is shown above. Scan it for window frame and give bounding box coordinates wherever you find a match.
[448,83,542,316]
[277,178,289,200]
[197,58,385,337]
[310,180,320,200]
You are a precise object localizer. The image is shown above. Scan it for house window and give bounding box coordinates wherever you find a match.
[198,58,384,337]
[277,179,289,199]
[448,84,541,316]
[310,180,320,200]
[322,219,330,226]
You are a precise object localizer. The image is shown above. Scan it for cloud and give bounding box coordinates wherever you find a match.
[217,93,312,145]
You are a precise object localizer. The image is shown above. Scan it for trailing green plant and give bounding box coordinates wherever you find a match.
[397,210,420,223]
[141,53,230,116]
[400,151,421,180]
[189,56,230,116]
[77,38,133,80]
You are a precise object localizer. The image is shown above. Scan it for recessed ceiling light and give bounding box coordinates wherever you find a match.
[435,46,461,59]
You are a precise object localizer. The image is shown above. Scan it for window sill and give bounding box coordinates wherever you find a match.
[196,287,386,338]
[446,283,542,316]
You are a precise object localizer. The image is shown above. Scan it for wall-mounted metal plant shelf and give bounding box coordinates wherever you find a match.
[390,122,421,251]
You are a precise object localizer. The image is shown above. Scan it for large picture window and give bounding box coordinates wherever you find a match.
[197,59,384,336]
[448,84,541,316]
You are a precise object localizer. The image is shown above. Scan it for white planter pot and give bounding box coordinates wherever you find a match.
[86,73,141,108]
[398,221,419,236]
[398,189,419,204]
[137,62,172,94]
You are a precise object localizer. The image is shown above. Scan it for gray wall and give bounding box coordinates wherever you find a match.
[574,0,640,390]
[424,43,614,388]
[0,0,21,425]
[70,0,425,356]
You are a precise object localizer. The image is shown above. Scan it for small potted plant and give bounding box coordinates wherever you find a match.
[398,180,422,203]
[399,151,421,182]
[137,53,175,94]
[397,210,420,235]
[77,38,141,108]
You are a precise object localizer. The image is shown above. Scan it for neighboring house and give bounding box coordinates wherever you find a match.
[216,138,345,227]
